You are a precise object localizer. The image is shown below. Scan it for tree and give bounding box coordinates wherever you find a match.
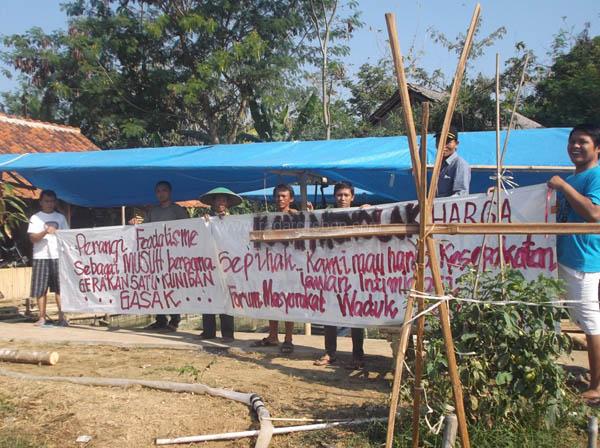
[1,0,309,148]
[527,34,600,126]
[344,59,404,137]
[302,0,361,140]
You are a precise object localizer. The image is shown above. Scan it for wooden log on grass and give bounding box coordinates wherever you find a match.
[0,348,60,365]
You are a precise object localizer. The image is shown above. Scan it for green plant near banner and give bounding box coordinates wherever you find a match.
[407,269,574,430]
[0,183,28,240]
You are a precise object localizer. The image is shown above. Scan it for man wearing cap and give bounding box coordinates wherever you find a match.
[197,187,242,341]
[145,180,189,332]
[435,128,471,197]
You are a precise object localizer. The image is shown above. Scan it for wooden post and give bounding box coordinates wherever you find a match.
[299,173,311,336]
[426,236,470,448]
[495,53,505,272]
[426,4,480,208]
[66,203,72,228]
[588,415,598,448]
[442,414,459,448]
[410,102,430,448]
[299,173,309,211]
[121,206,126,226]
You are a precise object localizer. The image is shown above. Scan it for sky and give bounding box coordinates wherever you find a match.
[0,0,599,94]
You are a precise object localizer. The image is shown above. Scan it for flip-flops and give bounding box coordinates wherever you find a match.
[251,337,279,347]
[280,341,294,354]
[314,354,336,366]
[345,356,366,370]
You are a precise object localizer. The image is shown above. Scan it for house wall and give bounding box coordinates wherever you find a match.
[0,266,31,300]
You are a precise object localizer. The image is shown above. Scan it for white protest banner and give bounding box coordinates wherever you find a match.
[58,184,556,327]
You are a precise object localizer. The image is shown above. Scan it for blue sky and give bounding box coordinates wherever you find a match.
[0,0,598,94]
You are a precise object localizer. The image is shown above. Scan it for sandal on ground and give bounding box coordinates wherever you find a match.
[314,354,336,366]
[145,321,168,330]
[345,356,365,370]
[582,390,600,402]
[251,337,279,347]
[196,332,216,340]
[280,341,294,354]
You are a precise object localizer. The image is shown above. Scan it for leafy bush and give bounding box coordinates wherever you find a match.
[0,183,28,239]
[409,269,573,429]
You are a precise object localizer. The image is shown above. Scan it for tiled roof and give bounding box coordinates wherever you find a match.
[0,113,99,154]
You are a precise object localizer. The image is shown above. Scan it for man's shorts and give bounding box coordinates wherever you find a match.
[30,259,60,298]
[558,263,600,335]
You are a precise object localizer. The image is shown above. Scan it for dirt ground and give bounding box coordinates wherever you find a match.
[0,340,394,448]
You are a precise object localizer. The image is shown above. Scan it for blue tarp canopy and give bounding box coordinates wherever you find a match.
[0,127,572,207]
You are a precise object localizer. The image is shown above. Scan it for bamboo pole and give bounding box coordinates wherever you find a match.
[385,13,422,197]
[495,53,506,273]
[250,222,600,242]
[500,53,530,166]
[426,4,480,209]
[473,53,532,297]
[411,102,430,448]
[384,12,425,448]
[426,236,470,448]
[384,291,417,448]
[0,349,59,366]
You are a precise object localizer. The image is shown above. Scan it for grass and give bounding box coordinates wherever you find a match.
[297,414,587,447]
[0,395,42,448]
[0,395,14,414]
[0,433,41,448]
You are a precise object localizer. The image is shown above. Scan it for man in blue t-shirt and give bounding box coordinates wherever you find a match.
[547,123,600,402]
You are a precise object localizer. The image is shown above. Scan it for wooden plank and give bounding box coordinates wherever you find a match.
[0,267,32,301]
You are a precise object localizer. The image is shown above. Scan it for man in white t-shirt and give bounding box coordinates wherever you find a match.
[28,189,69,326]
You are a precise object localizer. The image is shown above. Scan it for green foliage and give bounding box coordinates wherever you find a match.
[412,270,573,430]
[176,358,217,382]
[0,184,28,240]
[1,0,309,148]
[528,35,600,126]
[334,416,586,447]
